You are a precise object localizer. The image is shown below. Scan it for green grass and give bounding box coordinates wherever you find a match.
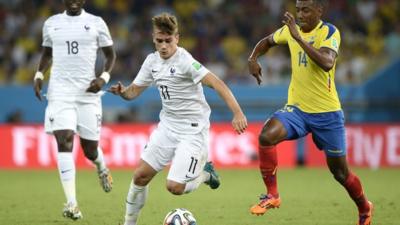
[0,168,399,225]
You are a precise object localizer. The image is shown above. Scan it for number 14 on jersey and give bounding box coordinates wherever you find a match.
[298,51,308,67]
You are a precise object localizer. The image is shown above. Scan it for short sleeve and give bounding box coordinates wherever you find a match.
[272,25,289,45]
[186,58,210,84]
[319,24,341,54]
[96,17,113,47]
[42,20,52,47]
[133,55,153,86]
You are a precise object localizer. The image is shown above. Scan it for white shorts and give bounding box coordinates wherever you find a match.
[44,99,102,141]
[141,123,209,184]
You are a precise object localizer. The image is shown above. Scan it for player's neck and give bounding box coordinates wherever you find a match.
[301,20,320,33]
[66,9,83,16]
[160,47,178,60]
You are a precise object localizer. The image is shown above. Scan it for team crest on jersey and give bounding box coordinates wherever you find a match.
[170,66,176,75]
[84,25,90,31]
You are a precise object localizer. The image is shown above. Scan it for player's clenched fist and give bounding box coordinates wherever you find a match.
[86,77,105,93]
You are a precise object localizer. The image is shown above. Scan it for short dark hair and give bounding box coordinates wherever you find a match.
[152,13,178,35]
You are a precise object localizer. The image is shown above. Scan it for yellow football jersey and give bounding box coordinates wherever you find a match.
[272,20,341,113]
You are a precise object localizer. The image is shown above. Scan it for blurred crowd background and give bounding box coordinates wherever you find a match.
[1,0,400,124]
[1,0,399,86]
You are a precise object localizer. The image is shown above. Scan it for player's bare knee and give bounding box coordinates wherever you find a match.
[166,182,185,195]
[259,131,277,146]
[133,173,151,186]
[56,135,74,152]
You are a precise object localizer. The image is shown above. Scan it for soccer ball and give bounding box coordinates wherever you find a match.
[163,208,197,225]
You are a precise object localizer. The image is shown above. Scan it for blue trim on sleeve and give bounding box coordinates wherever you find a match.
[323,22,336,40]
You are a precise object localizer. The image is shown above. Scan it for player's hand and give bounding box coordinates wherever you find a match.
[283,11,301,41]
[33,79,43,101]
[107,81,126,95]
[248,59,262,85]
[86,77,105,93]
[232,112,248,134]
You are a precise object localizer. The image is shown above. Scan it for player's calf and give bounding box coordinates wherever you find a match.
[167,181,185,195]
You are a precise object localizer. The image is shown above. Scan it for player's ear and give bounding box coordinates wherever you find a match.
[175,33,180,44]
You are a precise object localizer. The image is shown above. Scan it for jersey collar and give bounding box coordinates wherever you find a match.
[63,9,86,18]
[300,20,323,34]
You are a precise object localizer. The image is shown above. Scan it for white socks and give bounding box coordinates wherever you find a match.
[184,171,210,194]
[57,147,106,208]
[124,181,148,225]
[57,152,77,206]
[93,147,107,172]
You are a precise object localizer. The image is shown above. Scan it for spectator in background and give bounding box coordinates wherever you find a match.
[6,109,23,123]
[385,23,400,58]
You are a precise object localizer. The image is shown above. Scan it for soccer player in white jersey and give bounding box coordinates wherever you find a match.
[108,13,248,225]
[33,0,116,220]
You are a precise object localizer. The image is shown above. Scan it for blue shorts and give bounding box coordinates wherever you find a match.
[272,105,346,157]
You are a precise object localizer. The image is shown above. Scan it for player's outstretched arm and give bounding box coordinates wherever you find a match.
[248,34,277,85]
[108,82,147,100]
[201,72,248,134]
[33,47,52,101]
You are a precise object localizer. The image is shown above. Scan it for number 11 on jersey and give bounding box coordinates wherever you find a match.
[160,85,170,100]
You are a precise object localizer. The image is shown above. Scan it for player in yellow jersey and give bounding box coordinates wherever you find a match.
[247,1,373,224]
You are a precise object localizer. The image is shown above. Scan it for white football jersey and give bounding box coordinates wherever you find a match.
[134,47,211,134]
[42,10,113,100]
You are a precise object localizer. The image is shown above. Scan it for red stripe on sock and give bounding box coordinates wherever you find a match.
[258,145,278,196]
[344,172,370,214]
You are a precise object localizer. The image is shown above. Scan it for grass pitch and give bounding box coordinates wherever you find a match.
[0,168,399,225]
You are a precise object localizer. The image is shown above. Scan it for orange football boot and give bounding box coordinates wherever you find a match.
[250,194,281,216]
[357,201,373,225]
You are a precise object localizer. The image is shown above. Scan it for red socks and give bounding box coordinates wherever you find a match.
[344,172,370,214]
[258,145,278,197]
[259,145,369,214]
